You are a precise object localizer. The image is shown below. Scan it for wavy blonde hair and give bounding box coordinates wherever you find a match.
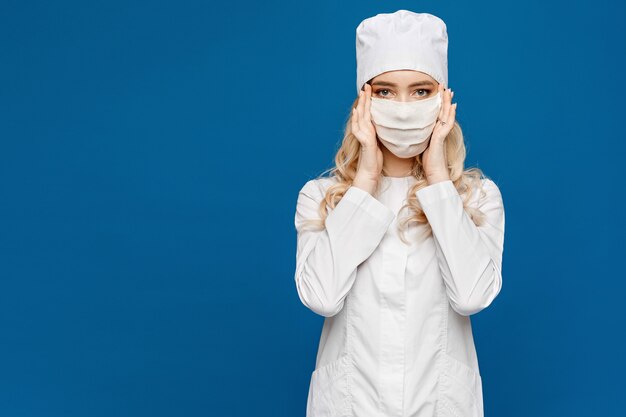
[305,84,490,245]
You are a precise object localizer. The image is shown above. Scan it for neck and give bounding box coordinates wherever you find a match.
[380,141,416,177]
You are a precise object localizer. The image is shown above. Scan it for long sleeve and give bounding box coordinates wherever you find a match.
[416,178,505,316]
[294,179,395,317]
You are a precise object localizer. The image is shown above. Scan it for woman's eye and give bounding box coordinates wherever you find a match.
[375,89,391,97]
[416,89,429,97]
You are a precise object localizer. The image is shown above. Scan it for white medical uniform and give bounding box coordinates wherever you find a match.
[294,174,505,417]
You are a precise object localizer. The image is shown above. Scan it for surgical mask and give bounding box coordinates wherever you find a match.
[370,91,442,158]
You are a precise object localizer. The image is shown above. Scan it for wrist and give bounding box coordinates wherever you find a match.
[353,175,379,195]
[425,173,450,185]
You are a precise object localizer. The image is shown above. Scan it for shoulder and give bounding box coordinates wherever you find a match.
[472,177,504,211]
[480,177,503,200]
[297,176,339,199]
[294,176,340,228]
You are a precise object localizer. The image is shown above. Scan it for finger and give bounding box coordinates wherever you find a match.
[352,106,359,134]
[364,83,372,124]
[356,90,366,127]
[435,88,450,130]
[441,86,452,122]
[359,90,370,132]
[439,103,456,133]
[448,102,457,124]
[437,83,446,121]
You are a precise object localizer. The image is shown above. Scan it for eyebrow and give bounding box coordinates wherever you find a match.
[370,80,436,88]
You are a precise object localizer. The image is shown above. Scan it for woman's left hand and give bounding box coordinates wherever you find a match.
[422,83,457,184]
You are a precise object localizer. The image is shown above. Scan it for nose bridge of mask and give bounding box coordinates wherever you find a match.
[370,92,442,129]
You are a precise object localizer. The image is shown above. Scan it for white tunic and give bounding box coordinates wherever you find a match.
[294,175,505,417]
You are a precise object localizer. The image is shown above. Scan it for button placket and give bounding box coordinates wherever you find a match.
[378,235,408,417]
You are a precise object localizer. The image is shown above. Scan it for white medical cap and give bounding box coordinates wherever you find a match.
[355,10,448,94]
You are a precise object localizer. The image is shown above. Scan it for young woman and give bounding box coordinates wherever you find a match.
[294,10,505,417]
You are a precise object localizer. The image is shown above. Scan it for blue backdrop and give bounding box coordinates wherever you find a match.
[1,0,624,416]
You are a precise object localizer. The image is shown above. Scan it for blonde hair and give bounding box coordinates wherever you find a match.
[305,85,491,245]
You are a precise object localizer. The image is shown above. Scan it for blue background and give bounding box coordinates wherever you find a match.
[1,0,624,416]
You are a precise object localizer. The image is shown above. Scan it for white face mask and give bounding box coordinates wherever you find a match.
[370,91,442,158]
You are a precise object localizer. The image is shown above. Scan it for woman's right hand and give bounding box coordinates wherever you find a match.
[351,83,383,194]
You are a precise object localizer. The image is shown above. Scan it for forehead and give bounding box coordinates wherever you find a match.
[371,70,436,85]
